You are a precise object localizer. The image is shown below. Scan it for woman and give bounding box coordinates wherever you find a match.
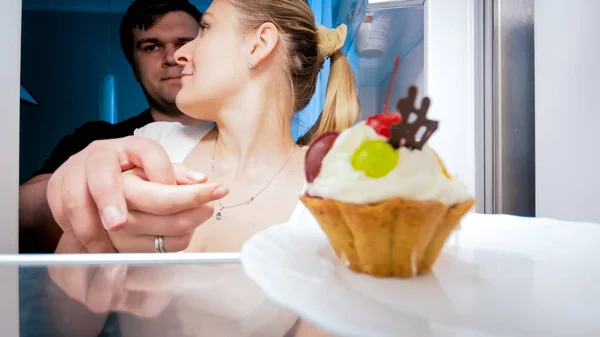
[49,0,359,335]
[103,0,359,254]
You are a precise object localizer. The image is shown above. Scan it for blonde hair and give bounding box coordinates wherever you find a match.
[228,0,360,145]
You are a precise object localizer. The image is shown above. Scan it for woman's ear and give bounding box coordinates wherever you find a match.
[248,22,279,68]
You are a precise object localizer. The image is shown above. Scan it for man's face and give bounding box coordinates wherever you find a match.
[132,11,199,115]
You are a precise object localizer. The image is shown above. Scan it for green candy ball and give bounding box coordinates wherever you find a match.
[351,140,399,178]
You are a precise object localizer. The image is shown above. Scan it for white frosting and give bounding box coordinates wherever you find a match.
[306,122,472,205]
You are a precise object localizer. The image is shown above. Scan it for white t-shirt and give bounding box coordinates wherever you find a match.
[134,121,311,225]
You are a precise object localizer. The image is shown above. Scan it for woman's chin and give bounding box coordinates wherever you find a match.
[175,95,194,114]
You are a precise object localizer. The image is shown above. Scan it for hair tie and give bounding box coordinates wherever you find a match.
[316,24,347,59]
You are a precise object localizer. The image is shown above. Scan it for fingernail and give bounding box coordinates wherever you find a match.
[187,171,207,182]
[102,206,125,230]
[212,185,229,198]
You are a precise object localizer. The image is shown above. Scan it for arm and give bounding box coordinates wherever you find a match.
[20,122,111,253]
[19,174,62,253]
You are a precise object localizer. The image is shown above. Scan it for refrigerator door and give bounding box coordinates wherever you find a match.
[483,0,535,216]
[535,0,600,222]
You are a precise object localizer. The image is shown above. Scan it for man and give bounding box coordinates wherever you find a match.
[19,0,204,253]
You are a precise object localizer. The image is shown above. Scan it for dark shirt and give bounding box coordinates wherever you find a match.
[32,109,154,177]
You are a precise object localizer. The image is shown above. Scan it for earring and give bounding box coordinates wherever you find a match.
[248,62,255,69]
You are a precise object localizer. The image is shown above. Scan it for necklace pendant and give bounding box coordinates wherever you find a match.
[215,211,222,220]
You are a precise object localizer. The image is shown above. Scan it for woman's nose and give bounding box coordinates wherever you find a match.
[174,41,193,66]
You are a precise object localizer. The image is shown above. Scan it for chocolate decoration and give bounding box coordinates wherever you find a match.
[388,86,438,150]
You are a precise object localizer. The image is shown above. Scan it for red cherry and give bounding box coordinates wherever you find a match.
[366,118,388,138]
[366,112,402,138]
[305,131,339,183]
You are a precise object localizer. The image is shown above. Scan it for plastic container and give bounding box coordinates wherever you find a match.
[354,13,391,59]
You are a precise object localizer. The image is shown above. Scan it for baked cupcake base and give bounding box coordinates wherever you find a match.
[300,195,475,278]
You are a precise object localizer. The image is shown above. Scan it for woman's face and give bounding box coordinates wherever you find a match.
[174,0,249,118]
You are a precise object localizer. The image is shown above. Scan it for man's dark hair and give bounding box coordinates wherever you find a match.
[120,0,202,67]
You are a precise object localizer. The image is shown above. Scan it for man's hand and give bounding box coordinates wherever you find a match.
[47,136,227,253]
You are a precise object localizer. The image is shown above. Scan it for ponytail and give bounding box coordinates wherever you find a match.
[296,50,360,145]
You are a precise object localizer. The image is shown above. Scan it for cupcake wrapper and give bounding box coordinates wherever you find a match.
[299,196,362,272]
[300,196,475,278]
[418,199,476,274]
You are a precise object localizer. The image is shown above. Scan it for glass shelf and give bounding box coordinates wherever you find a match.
[12,254,316,337]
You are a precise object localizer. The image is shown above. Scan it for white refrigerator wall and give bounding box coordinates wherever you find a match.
[425,0,477,200]
[0,0,21,255]
[535,0,600,222]
[0,0,22,335]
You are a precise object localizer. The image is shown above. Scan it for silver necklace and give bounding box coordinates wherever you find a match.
[211,134,296,220]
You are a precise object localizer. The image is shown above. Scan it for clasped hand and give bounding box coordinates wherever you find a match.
[47,136,228,253]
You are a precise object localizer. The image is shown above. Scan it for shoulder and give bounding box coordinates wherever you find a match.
[30,120,119,177]
[70,110,152,140]
[50,120,117,150]
[134,121,215,163]
[133,121,185,142]
[134,121,214,141]
[71,120,114,137]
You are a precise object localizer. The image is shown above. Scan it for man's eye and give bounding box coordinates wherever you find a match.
[144,45,158,51]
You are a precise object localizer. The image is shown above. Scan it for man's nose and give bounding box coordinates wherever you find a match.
[162,45,179,67]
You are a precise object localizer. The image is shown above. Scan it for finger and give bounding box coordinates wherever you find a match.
[86,137,177,230]
[54,231,87,254]
[120,205,214,236]
[119,136,177,185]
[46,171,70,232]
[114,291,173,318]
[85,264,128,314]
[108,231,195,253]
[172,163,208,185]
[124,176,228,215]
[125,164,207,185]
[86,147,129,231]
[61,162,117,253]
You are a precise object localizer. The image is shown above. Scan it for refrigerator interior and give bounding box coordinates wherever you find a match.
[355,4,424,119]
[17,0,479,216]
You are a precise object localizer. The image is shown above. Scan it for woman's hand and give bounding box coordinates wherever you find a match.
[106,167,223,252]
[47,136,228,253]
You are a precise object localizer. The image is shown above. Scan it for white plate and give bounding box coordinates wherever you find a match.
[240,213,600,337]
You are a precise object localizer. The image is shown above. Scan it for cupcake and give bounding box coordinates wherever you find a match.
[301,86,475,278]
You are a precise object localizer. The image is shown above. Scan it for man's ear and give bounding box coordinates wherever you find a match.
[247,22,279,68]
